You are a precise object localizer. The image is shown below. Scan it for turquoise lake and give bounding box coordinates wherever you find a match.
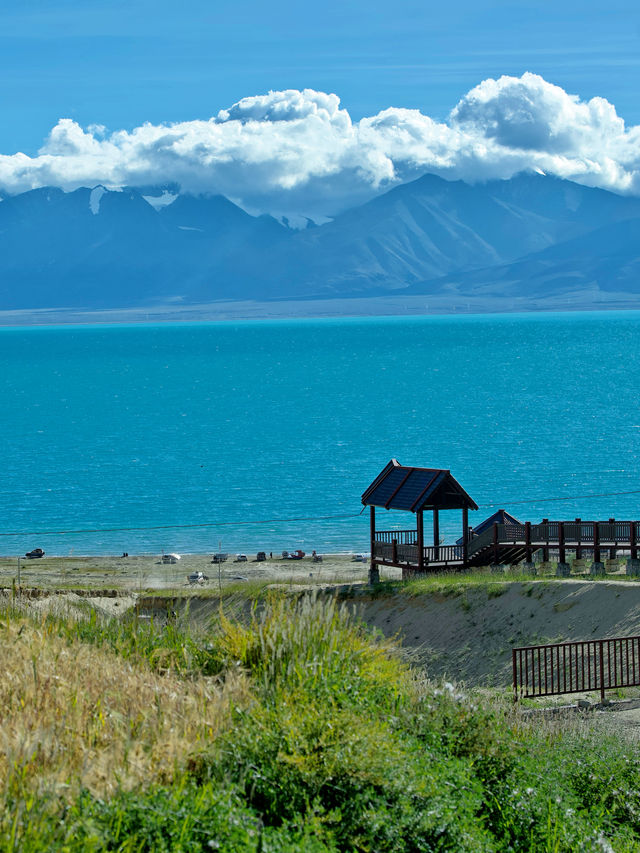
[1,312,640,555]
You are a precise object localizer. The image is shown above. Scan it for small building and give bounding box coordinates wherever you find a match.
[361,459,478,580]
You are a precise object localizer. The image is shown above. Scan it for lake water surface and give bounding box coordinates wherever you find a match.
[1,311,639,555]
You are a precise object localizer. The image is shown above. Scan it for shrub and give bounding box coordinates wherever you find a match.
[196,701,490,852]
[214,593,410,712]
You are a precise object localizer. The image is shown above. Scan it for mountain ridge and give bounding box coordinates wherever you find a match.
[0,172,639,313]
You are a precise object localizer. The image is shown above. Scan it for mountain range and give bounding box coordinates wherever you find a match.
[0,172,639,315]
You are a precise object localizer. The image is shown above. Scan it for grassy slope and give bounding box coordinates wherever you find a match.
[1,594,640,851]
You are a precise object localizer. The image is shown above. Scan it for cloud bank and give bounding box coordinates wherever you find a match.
[1,73,639,215]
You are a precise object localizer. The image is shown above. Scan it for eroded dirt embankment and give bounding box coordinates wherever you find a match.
[348,581,640,686]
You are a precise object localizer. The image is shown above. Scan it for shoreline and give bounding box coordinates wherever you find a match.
[3,297,640,329]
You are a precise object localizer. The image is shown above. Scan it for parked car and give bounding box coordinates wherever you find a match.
[234,554,248,562]
[25,548,45,559]
[188,571,208,585]
[256,551,267,562]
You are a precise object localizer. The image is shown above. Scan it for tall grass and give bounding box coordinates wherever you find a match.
[1,594,640,850]
[0,608,248,802]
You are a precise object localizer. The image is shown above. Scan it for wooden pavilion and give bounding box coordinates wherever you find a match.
[361,459,478,581]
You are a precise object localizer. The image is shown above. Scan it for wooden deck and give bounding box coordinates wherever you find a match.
[372,519,640,574]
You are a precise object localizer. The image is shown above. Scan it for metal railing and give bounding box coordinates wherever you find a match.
[513,636,640,702]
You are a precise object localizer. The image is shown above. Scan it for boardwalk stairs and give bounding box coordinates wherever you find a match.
[466,524,528,566]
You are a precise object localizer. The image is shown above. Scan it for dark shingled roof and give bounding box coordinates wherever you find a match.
[456,509,522,544]
[471,509,522,534]
[361,459,478,512]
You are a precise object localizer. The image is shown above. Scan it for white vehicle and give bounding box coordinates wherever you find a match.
[235,554,248,562]
[188,571,208,585]
[352,553,367,562]
[162,553,181,564]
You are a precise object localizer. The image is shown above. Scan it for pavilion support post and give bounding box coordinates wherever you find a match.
[575,518,582,560]
[417,510,424,572]
[433,509,439,561]
[368,506,380,585]
[462,507,468,567]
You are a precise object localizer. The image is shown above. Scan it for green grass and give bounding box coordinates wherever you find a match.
[369,570,546,598]
[3,594,640,850]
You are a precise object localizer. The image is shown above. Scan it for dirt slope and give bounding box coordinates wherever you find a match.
[350,581,640,687]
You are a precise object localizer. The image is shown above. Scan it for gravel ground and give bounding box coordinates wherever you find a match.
[0,551,401,592]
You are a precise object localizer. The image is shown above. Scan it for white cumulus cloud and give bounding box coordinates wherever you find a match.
[0,74,639,215]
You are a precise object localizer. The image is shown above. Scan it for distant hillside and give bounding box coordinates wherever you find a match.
[405,216,640,303]
[0,172,639,313]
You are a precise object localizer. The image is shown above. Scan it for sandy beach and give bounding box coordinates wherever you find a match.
[0,551,399,592]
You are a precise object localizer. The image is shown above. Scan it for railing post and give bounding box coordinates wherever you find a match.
[542,518,549,562]
[631,521,638,561]
[512,649,518,703]
[558,521,565,564]
[525,521,532,563]
[417,510,424,572]
[575,518,582,559]
[392,538,398,564]
[599,639,605,703]
[594,521,601,564]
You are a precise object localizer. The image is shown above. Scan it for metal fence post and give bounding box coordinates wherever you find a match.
[599,639,605,703]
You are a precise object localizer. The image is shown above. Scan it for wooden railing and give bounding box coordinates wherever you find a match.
[513,636,640,702]
[372,537,463,566]
[489,520,640,547]
[374,530,417,545]
[374,520,640,569]
[423,545,462,564]
[467,526,497,554]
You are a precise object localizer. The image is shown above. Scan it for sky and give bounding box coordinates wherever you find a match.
[0,0,639,215]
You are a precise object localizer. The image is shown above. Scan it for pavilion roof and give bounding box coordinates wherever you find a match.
[361,459,478,512]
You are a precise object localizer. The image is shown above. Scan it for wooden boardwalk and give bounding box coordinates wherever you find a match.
[372,519,640,574]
